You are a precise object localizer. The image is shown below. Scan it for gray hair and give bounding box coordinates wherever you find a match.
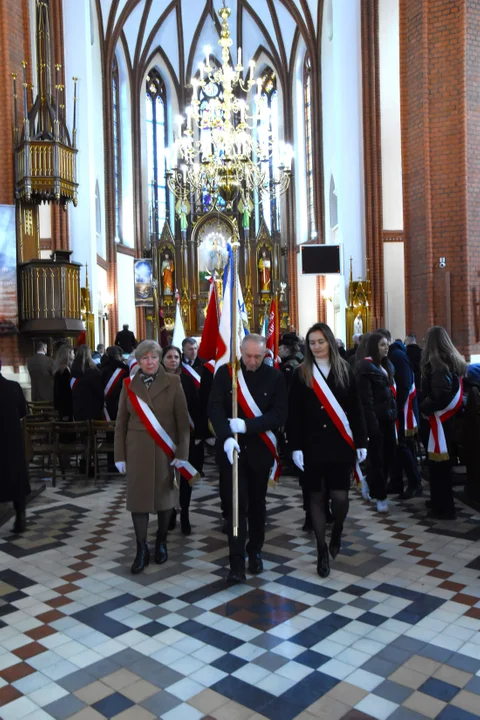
[135,340,162,362]
[182,337,198,348]
[241,333,266,350]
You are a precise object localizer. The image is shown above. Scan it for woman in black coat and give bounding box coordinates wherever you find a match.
[356,332,397,513]
[287,323,367,578]
[100,346,129,421]
[420,326,467,519]
[53,345,75,420]
[0,362,30,533]
[162,344,200,536]
[71,345,104,421]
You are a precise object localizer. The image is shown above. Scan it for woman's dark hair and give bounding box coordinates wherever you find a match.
[301,322,350,388]
[71,344,97,376]
[353,332,371,366]
[366,333,393,379]
[421,326,467,377]
[53,345,73,374]
[106,345,123,361]
[161,345,182,374]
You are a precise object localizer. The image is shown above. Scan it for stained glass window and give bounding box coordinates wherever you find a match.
[112,57,121,242]
[304,55,315,239]
[146,69,167,235]
[257,68,279,232]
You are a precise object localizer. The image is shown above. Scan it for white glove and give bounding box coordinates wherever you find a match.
[229,418,246,434]
[194,439,202,446]
[224,437,240,464]
[292,450,304,472]
[115,461,126,474]
[206,438,215,447]
[356,448,367,463]
[171,459,188,469]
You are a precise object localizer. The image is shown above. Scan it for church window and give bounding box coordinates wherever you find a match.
[112,56,122,242]
[146,68,168,236]
[304,55,315,239]
[257,67,279,232]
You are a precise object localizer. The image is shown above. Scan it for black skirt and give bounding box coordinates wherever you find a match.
[302,461,353,492]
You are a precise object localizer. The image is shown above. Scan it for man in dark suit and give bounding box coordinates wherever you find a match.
[181,337,205,374]
[27,341,54,402]
[115,324,138,354]
[209,334,288,583]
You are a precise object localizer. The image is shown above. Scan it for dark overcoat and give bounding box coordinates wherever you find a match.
[0,375,30,501]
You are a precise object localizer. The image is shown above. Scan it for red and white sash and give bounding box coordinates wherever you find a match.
[236,368,281,487]
[365,358,398,440]
[182,362,201,388]
[70,377,79,391]
[103,368,125,421]
[204,360,215,375]
[188,412,195,432]
[312,365,363,485]
[128,357,138,376]
[124,377,199,484]
[428,378,463,461]
[404,383,418,436]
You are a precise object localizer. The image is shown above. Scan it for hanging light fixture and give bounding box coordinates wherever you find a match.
[166,1,293,211]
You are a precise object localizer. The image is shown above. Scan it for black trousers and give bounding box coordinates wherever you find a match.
[390,432,421,491]
[219,453,270,570]
[179,438,205,513]
[429,459,455,514]
[367,424,396,501]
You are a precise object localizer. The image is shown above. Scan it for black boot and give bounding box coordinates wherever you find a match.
[131,541,150,574]
[302,512,313,533]
[317,543,330,578]
[248,552,263,574]
[12,511,26,534]
[155,534,168,564]
[329,522,343,559]
[168,508,177,531]
[180,511,191,536]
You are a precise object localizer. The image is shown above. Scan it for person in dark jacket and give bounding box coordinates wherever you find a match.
[71,345,104,421]
[385,338,422,498]
[53,345,75,420]
[209,334,288,583]
[182,338,205,375]
[115,324,138,354]
[162,344,200,536]
[405,334,422,399]
[100,346,129,421]
[0,360,30,533]
[287,323,367,578]
[356,333,397,513]
[420,326,467,519]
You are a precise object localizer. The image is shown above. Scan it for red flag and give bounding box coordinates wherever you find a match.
[198,279,220,361]
[159,303,168,348]
[266,298,279,367]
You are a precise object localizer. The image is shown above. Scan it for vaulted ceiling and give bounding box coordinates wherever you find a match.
[95,0,322,88]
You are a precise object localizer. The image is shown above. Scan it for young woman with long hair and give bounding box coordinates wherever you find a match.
[287,323,367,578]
[356,332,398,513]
[420,326,467,519]
[70,344,104,421]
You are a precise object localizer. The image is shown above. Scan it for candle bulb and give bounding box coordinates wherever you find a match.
[237,47,242,67]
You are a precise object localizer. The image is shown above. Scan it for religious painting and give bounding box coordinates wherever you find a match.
[0,205,18,333]
[159,244,175,298]
[257,244,272,294]
[134,258,153,306]
[196,216,232,294]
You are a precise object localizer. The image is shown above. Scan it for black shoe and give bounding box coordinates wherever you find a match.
[155,536,168,564]
[131,541,150,574]
[329,523,343,560]
[221,518,228,534]
[12,512,26,534]
[398,485,423,500]
[248,553,263,574]
[317,543,330,578]
[227,568,246,583]
[168,508,177,532]
[426,510,456,520]
[302,513,313,533]
[180,512,191,536]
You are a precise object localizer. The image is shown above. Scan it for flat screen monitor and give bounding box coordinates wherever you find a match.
[301,244,341,275]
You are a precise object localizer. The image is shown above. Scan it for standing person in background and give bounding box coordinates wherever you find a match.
[405,333,422,399]
[71,345,104,422]
[348,332,371,369]
[53,345,75,420]
[420,326,467,519]
[92,344,105,364]
[27,341,54,402]
[100,346,129,421]
[336,339,347,359]
[346,334,362,362]
[0,358,30,533]
[181,337,205,478]
[182,337,205,374]
[356,333,397,513]
[287,323,367,578]
[115,324,138,354]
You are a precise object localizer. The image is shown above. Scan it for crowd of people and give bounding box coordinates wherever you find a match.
[1,322,478,584]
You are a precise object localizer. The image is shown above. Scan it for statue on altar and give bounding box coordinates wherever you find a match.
[258,248,271,293]
[176,198,190,233]
[354,312,363,335]
[161,250,174,296]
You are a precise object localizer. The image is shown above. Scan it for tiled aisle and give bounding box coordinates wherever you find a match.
[1,460,480,720]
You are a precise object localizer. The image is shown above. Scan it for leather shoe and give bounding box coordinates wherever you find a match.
[168,508,177,531]
[180,512,191,536]
[317,543,330,578]
[227,568,246,583]
[329,523,343,559]
[12,513,26,534]
[248,553,263,574]
[397,485,422,500]
[155,537,168,564]
[131,541,150,574]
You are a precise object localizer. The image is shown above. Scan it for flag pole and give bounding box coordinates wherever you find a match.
[231,239,240,538]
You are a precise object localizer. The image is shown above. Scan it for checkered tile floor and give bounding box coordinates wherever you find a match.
[0,457,480,719]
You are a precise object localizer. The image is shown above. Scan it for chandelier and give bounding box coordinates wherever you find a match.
[166,1,293,211]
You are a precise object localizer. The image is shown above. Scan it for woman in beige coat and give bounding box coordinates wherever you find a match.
[114,340,190,574]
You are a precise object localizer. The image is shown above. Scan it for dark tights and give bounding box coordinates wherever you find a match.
[132,510,172,544]
[309,483,349,548]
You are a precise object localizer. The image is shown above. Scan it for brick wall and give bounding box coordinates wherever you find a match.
[400,0,480,359]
